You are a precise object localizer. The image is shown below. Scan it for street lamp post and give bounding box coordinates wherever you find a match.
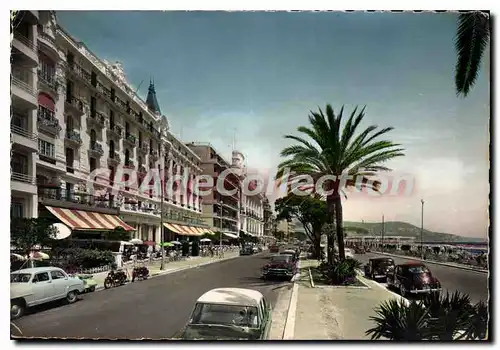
[159,135,165,270]
[381,214,385,253]
[420,199,424,260]
[219,200,223,258]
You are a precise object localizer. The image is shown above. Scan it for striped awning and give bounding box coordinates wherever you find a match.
[45,206,135,231]
[223,232,238,239]
[163,223,203,236]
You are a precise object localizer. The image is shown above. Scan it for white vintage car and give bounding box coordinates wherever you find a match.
[10,266,85,319]
[178,288,272,340]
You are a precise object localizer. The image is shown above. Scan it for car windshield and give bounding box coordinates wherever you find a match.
[406,266,430,274]
[183,324,259,340]
[374,260,394,267]
[11,273,31,283]
[271,256,290,263]
[190,303,260,328]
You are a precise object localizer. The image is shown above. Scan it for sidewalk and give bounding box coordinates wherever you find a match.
[372,251,488,274]
[292,259,402,340]
[90,251,240,291]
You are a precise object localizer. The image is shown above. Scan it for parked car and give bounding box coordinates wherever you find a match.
[10,267,85,319]
[363,258,395,281]
[354,247,366,254]
[177,288,272,340]
[262,254,297,281]
[240,246,254,256]
[386,262,442,297]
[282,249,299,263]
[252,246,259,254]
[269,245,279,253]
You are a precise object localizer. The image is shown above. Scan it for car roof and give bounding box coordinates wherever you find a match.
[400,261,426,267]
[196,288,264,307]
[11,266,63,274]
[370,257,394,262]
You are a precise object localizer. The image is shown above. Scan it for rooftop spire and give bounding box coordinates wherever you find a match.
[145,78,161,115]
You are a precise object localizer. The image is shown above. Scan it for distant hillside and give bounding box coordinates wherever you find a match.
[343,221,485,243]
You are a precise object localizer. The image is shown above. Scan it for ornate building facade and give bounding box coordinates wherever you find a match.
[11,11,209,244]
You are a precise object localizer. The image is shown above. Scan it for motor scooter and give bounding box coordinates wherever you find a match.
[132,266,150,282]
[75,274,98,292]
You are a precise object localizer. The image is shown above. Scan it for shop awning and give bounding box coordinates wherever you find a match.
[222,232,238,239]
[163,223,203,236]
[45,206,135,231]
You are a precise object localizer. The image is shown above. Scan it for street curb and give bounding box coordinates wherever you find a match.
[94,254,240,292]
[283,259,301,340]
[373,251,488,274]
[308,268,315,288]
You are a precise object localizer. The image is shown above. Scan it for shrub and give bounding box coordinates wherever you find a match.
[51,248,114,269]
[401,245,411,251]
[318,258,362,285]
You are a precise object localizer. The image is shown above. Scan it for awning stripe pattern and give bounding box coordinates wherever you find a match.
[45,206,135,231]
[163,223,204,236]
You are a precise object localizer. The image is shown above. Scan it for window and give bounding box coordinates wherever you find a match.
[11,201,24,218]
[33,272,50,283]
[90,97,96,117]
[149,139,153,154]
[109,109,115,128]
[65,182,74,200]
[125,149,130,165]
[66,116,73,131]
[38,105,55,120]
[89,157,97,173]
[138,156,142,165]
[90,129,96,145]
[11,152,28,174]
[109,140,115,157]
[125,122,130,136]
[139,132,142,145]
[66,148,74,169]
[66,80,73,102]
[11,113,27,129]
[50,270,65,280]
[40,59,55,83]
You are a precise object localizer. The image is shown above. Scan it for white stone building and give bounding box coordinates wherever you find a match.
[231,151,264,238]
[11,11,210,244]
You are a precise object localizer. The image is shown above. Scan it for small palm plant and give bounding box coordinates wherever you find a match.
[366,290,488,340]
[366,298,429,340]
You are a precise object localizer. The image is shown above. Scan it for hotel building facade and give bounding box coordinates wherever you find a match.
[10,11,210,244]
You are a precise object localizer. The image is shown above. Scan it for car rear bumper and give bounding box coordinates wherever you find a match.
[410,288,442,294]
[263,269,294,277]
[373,275,388,279]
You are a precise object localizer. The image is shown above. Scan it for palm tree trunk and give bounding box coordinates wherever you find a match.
[326,195,335,264]
[334,195,346,261]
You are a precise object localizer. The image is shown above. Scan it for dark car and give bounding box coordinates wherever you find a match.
[364,258,395,281]
[240,246,254,256]
[269,245,279,253]
[354,247,366,254]
[262,254,297,281]
[387,262,442,297]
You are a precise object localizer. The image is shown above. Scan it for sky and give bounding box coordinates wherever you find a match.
[56,11,490,238]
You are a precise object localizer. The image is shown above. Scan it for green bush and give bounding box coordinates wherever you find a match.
[52,248,114,269]
[318,258,362,285]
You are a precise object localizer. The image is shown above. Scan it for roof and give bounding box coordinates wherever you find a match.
[11,266,63,274]
[145,79,161,115]
[196,288,263,307]
[370,257,394,261]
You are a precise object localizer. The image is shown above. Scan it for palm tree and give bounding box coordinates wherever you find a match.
[275,105,404,261]
[455,11,490,97]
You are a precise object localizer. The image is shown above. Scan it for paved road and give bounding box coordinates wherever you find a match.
[355,252,489,303]
[12,253,291,339]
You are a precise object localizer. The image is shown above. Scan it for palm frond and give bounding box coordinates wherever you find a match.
[455,11,490,97]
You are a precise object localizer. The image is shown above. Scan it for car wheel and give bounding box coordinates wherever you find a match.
[89,286,96,292]
[66,290,78,304]
[11,300,25,320]
[104,278,113,289]
[399,284,406,297]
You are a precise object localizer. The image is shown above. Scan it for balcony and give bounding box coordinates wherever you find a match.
[107,151,121,165]
[96,81,112,100]
[38,187,120,214]
[150,150,159,161]
[115,97,128,113]
[65,130,82,146]
[88,111,106,129]
[37,30,58,59]
[11,77,37,109]
[88,142,104,157]
[37,112,62,136]
[106,124,123,140]
[12,32,38,67]
[38,70,59,98]
[65,96,86,116]
[11,172,37,195]
[11,123,38,151]
[124,133,137,148]
[68,63,91,85]
[137,141,149,155]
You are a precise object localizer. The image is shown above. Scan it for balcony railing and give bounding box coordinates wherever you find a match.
[11,76,36,96]
[69,63,91,83]
[11,124,37,141]
[88,111,106,128]
[106,124,123,139]
[13,32,37,51]
[37,112,62,135]
[38,31,56,46]
[37,70,58,92]
[65,96,85,114]
[96,81,112,99]
[115,97,128,112]
[38,188,119,210]
[150,150,159,160]
[11,172,35,184]
[124,133,137,147]
[89,142,104,156]
[65,130,82,145]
